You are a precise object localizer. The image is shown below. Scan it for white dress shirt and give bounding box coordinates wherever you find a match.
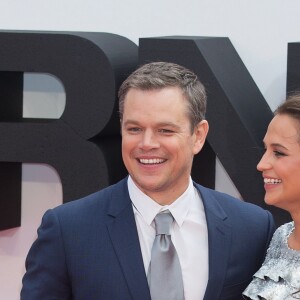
[128,176,208,300]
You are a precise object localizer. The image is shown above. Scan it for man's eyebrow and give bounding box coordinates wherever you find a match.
[122,119,140,126]
[122,120,181,129]
[156,122,181,129]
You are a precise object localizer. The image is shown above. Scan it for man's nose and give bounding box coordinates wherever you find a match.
[139,130,160,150]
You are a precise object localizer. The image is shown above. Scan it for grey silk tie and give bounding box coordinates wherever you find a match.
[148,210,184,300]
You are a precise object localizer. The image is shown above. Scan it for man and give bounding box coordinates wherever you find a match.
[21,62,275,300]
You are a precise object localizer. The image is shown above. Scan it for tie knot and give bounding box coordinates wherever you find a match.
[154,210,174,235]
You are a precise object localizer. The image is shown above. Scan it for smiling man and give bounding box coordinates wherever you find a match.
[121,86,208,204]
[21,62,275,300]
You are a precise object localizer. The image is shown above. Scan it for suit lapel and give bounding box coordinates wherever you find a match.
[195,184,232,300]
[106,179,151,300]
[106,180,232,299]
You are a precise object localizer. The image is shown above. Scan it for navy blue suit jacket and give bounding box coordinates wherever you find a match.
[21,178,275,300]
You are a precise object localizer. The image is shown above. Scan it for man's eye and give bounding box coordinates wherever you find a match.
[159,129,174,134]
[127,127,141,132]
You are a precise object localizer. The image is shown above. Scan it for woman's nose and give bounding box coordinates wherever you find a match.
[257,152,271,172]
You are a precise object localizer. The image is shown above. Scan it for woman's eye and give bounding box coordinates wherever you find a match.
[274,150,286,157]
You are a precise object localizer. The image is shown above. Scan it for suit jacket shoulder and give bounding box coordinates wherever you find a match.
[53,177,130,218]
[194,182,273,223]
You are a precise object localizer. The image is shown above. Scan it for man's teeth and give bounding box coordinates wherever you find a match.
[264,178,282,184]
[139,158,165,164]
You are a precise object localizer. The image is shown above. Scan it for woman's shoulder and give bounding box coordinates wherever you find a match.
[243,222,300,300]
[269,221,294,246]
[275,221,294,235]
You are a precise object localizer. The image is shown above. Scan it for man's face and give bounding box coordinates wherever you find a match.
[121,87,208,205]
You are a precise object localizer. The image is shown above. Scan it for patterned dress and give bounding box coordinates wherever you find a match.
[243,222,300,300]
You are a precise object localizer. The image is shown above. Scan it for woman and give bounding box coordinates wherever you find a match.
[243,93,300,299]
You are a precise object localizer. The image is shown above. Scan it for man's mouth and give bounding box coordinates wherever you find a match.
[138,158,166,165]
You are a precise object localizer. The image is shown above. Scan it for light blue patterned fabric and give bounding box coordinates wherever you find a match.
[243,222,300,300]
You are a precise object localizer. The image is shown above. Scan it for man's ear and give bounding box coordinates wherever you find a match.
[193,120,209,155]
[120,118,123,135]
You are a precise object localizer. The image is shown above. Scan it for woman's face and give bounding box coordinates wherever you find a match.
[257,114,300,213]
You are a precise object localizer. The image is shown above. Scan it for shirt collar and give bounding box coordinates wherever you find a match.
[128,176,194,227]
